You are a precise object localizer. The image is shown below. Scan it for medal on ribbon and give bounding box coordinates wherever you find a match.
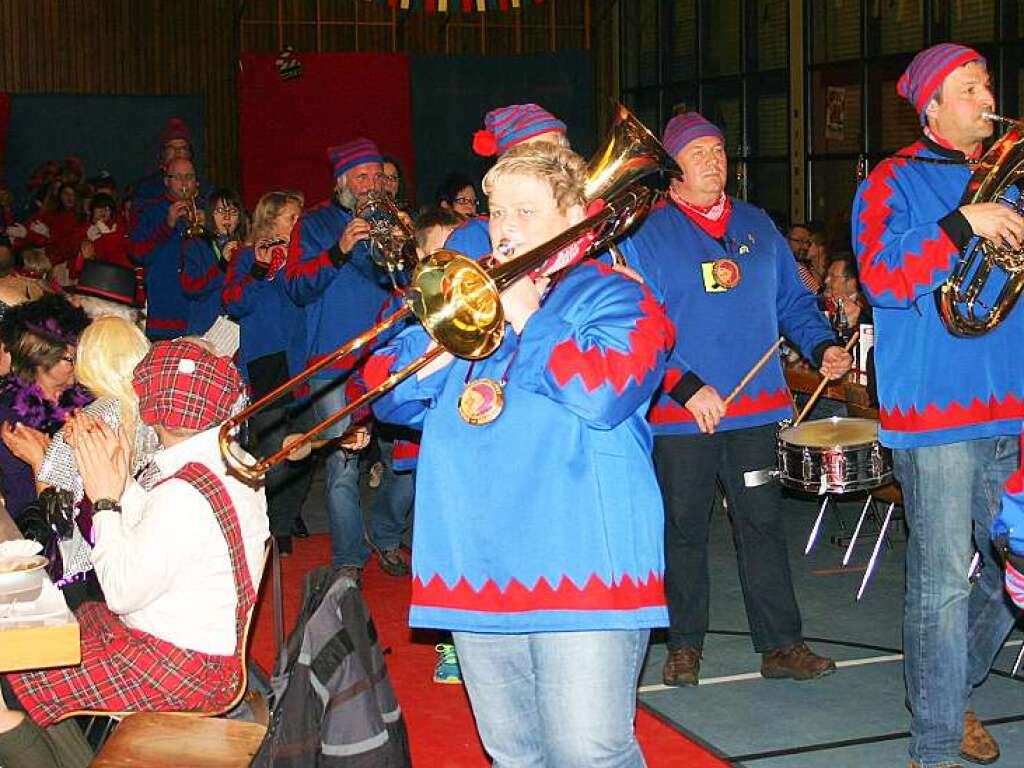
[458,377,505,425]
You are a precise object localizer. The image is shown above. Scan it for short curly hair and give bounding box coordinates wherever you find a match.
[481,143,586,213]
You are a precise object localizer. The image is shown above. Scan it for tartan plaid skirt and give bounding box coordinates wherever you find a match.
[6,600,241,726]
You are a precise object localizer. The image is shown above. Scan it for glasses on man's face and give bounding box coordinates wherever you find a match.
[454,196,478,207]
[166,173,196,182]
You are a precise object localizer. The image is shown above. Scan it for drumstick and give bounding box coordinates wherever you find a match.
[724,337,785,407]
[792,332,859,427]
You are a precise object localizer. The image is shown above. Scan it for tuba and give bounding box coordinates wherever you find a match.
[937,112,1024,336]
[219,104,679,479]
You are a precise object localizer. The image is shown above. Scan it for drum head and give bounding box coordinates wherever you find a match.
[779,417,879,448]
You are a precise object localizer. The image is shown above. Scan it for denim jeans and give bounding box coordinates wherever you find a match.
[654,425,802,653]
[369,433,414,552]
[451,629,649,768]
[311,378,413,567]
[894,435,1018,767]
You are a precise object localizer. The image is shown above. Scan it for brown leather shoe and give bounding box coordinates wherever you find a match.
[960,709,999,765]
[760,642,836,680]
[662,646,701,686]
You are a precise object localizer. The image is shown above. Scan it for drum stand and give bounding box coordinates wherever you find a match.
[806,493,895,600]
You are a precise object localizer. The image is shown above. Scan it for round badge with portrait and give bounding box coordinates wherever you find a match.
[458,378,505,425]
[712,258,742,290]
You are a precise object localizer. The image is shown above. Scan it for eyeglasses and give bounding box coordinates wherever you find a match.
[166,173,196,182]
[454,196,478,207]
[213,205,240,216]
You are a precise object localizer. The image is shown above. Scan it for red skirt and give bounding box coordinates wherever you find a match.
[7,601,241,726]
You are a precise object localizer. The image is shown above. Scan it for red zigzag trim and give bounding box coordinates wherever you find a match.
[412,571,666,613]
[649,387,793,424]
[881,392,1024,432]
[856,143,958,303]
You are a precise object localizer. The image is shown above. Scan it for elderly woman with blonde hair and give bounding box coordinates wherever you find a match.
[4,316,156,607]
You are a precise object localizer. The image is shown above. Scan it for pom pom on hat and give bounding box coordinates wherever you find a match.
[472,129,500,158]
[474,103,566,157]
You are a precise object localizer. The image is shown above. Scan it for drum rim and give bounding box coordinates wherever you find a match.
[778,416,881,450]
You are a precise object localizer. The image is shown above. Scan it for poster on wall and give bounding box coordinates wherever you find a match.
[826,86,846,141]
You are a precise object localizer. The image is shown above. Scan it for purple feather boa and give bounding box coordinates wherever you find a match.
[0,376,94,435]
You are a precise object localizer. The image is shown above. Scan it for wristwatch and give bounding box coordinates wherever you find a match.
[93,498,122,514]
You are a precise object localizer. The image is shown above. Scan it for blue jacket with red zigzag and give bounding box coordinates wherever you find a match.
[129,196,189,341]
[180,235,228,336]
[618,198,835,435]
[369,261,673,633]
[443,216,491,260]
[852,136,1024,449]
[281,199,391,382]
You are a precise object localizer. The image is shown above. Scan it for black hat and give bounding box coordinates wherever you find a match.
[74,261,136,307]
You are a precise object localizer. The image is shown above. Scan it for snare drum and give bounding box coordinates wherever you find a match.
[777,417,891,494]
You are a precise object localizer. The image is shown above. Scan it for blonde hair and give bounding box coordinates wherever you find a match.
[249,190,305,243]
[75,316,150,432]
[482,143,586,212]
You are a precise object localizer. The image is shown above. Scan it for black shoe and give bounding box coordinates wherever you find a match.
[274,535,293,557]
[378,548,410,577]
[291,517,309,538]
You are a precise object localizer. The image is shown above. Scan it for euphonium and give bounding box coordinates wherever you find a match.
[356,191,416,284]
[219,104,679,479]
[937,112,1024,336]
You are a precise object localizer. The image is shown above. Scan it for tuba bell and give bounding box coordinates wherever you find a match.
[937,112,1024,336]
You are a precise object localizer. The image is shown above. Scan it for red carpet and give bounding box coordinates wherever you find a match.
[249,535,730,768]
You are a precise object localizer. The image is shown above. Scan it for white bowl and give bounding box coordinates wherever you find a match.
[0,555,48,601]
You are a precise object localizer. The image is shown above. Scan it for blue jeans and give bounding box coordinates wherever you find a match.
[370,435,414,552]
[451,630,649,768]
[311,379,413,567]
[894,435,1018,767]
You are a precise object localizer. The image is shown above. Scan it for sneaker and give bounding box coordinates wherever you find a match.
[662,646,701,687]
[760,642,836,681]
[433,643,462,685]
[378,548,410,577]
[368,461,384,489]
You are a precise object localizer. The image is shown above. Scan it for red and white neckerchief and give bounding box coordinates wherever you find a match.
[924,126,983,161]
[670,188,732,240]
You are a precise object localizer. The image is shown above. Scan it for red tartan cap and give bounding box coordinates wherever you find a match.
[133,340,244,431]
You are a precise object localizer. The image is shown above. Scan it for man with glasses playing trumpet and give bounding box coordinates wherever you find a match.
[852,43,1024,768]
[128,156,199,341]
[366,140,673,767]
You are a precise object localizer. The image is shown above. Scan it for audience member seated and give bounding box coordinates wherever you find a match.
[75,192,132,275]
[70,261,143,327]
[821,254,871,329]
[0,295,91,523]
[25,183,86,269]
[0,339,268,768]
[9,317,154,607]
[786,221,820,294]
[0,238,44,320]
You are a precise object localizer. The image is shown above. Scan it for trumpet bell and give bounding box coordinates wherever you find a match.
[407,250,505,359]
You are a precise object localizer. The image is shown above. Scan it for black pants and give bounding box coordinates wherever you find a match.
[248,405,315,538]
[654,424,802,653]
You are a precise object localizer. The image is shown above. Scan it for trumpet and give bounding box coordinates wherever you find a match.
[218,104,679,479]
[936,111,1024,336]
[183,191,207,239]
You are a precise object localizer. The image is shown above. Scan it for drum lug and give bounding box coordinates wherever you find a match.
[802,447,814,480]
[871,444,884,477]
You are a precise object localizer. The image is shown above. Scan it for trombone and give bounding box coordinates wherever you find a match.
[219,104,679,480]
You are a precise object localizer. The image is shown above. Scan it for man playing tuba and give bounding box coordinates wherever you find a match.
[852,42,1024,768]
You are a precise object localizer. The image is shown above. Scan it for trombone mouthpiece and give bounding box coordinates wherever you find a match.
[982,112,1020,126]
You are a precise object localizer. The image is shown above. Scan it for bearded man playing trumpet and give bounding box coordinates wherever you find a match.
[852,43,1024,768]
[366,142,674,766]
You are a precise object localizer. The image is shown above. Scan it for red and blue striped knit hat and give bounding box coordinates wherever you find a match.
[897,43,986,124]
[327,138,383,179]
[472,103,567,157]
[662,112,724,158]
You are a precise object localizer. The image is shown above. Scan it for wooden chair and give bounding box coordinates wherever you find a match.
[86,541,276,767]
